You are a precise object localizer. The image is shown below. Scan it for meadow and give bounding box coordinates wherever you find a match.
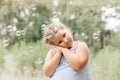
[0,39,120,80]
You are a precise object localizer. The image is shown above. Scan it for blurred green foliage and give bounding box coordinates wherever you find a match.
[0,0,120,79]
[0,0,120,51]
[0,0,119,60]
[0,39,49,70]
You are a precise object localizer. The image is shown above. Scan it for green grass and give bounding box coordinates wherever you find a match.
[91,46,120,80]
[0,39,50,80]
[0,39,49,71]
[0,39,120,80]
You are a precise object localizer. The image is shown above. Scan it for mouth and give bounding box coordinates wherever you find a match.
[67,42,72,48]
[68,47,71,49]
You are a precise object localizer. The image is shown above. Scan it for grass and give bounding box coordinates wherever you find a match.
[0,39,49,80]
[0,39,120,80]
[91,46,120,80]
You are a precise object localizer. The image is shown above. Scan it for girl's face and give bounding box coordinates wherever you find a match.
[52,29,73,49]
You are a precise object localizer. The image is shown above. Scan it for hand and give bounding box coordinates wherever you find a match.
[54,46,68,52]
[51,45,62,55]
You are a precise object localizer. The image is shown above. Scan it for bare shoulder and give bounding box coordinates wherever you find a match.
[73,41,89,51]
[78,41,88,47]
[74,41,89,61]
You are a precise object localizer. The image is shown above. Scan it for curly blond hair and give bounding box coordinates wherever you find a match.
[43,22,71,45]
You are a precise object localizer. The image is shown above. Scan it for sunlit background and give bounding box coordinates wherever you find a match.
[0,0,120,80]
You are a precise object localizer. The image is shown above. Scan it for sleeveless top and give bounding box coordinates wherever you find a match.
[50,47,92,80]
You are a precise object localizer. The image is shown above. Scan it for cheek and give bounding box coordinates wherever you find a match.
[67,34,73,40]
[59,43,65,47]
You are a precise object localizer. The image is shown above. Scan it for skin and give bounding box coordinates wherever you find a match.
[42,29,89,77]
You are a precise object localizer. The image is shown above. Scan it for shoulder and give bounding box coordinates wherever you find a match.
[75,41,89,63]
[73,41,88,50]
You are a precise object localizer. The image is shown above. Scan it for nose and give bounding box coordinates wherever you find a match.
[63,38,67,43]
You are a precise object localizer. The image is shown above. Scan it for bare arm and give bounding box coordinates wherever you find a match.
[56,42,89,71]
[42,48,62,77]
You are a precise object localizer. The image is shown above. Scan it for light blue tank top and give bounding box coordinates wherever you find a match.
[50,48,92,80]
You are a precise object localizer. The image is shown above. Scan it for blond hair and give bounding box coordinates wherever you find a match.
[43,22,71,45]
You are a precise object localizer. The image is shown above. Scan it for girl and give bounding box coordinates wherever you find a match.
[42,22,92,80]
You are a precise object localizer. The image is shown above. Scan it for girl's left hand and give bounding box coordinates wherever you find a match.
[51,45,63,55]
[54,46,68,52]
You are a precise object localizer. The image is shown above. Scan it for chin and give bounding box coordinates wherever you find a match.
[67,45,72,49]
[67,47,71,49]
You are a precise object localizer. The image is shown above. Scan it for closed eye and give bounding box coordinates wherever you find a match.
[58,40,62,44]
[63,33,66,37]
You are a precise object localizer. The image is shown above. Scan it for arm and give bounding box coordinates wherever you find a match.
[57,42,89,71]
[42,48,62,77]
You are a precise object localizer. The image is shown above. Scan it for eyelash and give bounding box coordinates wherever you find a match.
[58,41,62,44]
[63,33,66,37]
